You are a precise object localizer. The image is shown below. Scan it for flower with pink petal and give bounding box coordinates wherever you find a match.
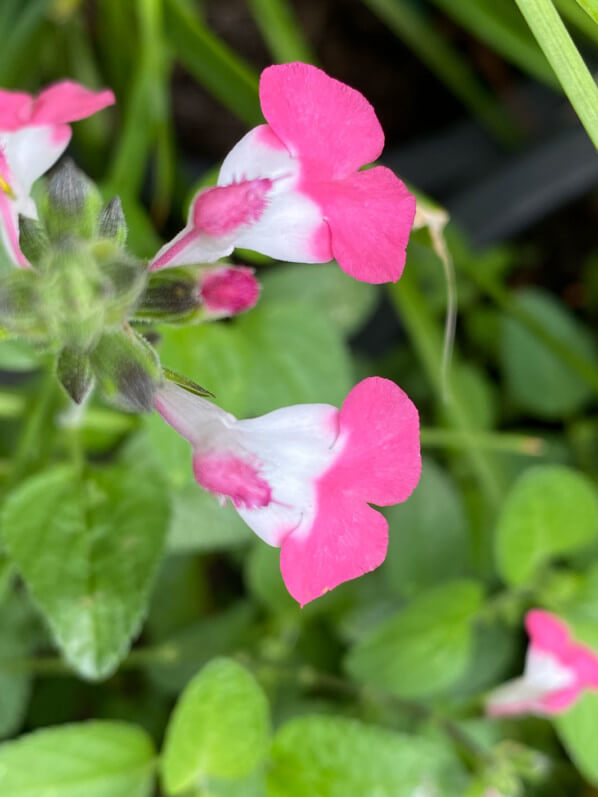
[154,376,421,604]
[486,610,598,717]
[0,80,115,265]
[151,62,415,284]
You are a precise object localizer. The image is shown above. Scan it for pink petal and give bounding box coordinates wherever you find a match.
[0,90,33,131]
[525,610,571,655]
[305,166,416,283]
[30,81,114,125]
[280,493,388,606]
[332,376,421,506]
[260,63,384,181]
[540,684,584,713]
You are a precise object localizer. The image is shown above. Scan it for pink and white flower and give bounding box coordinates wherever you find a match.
[486,610,598,716]
[154,376,421,604]
[0,80,115,265]
[151,62,416,284]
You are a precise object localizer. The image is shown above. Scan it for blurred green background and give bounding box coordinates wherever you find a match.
[1,0,598,795]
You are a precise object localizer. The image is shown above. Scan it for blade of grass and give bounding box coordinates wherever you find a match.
[362,0,520,145]
[388,270,504,509]
[427,0,558,88]
[247,0,317,63]
[574,0,598,23]
[554,0,598,44]
[164,0,261,126]
[514,0,598,149]
[107,0,166,197]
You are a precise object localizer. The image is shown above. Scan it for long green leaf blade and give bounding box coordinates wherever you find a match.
[247,0,317,63]
[514,0,598,149]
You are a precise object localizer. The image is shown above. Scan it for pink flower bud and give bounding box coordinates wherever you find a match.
[198,266,260,316]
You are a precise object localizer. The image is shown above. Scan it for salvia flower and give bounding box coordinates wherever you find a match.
[154,376,421,605]
[151,62,415,284]
[486,610,598,717]
[0,80,114,265]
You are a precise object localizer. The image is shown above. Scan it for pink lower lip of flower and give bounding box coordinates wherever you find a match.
[198,266,260,315]
[192,179,273,236]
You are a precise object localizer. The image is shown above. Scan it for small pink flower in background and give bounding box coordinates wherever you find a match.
[154,376,421,605]
[0,81,114,265]
[486,610,598,717]
[151,62,415,284]
[199,265,260,318]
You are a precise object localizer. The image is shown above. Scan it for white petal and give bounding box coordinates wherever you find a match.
[1,124,71,194]
[525,646,576,690]
[218,125,298,187]
[234,188,330,263]
[154,382,235,447]
[235,404,339,545]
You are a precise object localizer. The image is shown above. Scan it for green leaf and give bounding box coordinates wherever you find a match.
[245,543,296,614]
[575,0,598,23]
[495,465,598,585]
[0,720,156,797]
[555,692,598,784]
[161,658,270,794]
[260,263,378,335]
[1,464,169,679]
[268,715,465,797]
[0,593,36,739]
[500,288,597,418]
[383,458,471,597]
[158,301,352,417]
[345,580,483,698]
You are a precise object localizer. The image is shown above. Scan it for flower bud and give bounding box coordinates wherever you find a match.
[43,159,103,241]
[57,346,94,404]
[90,327,162,412]
[0,269,44,339]
[198,265,260,317]
[135,265,260,325]
[98,197,127,245]
[18,215,50,266]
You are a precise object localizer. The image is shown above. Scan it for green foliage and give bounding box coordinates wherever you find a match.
[1,464,169,679]
[161,658,270,794]
[383,458,471,597]
[500,289,597,418]
[555,693,598,785]
[268,715,465,796]
[495,465,598,585]
[0,721,156,797]
[345,580,483,698]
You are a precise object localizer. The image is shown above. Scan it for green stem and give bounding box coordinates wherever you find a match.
[514,0,598,149]
[389,273,504,508]
[421,427,545,455]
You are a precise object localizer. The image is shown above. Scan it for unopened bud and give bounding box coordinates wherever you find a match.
[98,197,127,245]
[43,160,103,240]
[18,215,50,265]
[57,346,94,404]
[90,327,162,412]
[0,269,43,338]
[198,266,260,317]
[136,269,198,323]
